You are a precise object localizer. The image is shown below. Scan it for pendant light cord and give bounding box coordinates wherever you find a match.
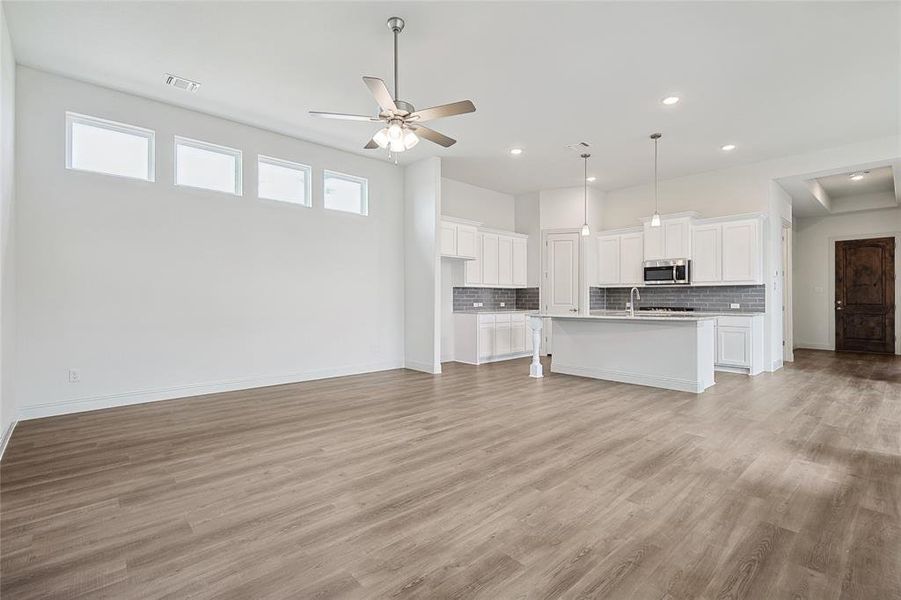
[584,155,588,225]
[654,137,659,215]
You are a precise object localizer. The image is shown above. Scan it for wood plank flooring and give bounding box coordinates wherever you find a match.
[1,349,899,599]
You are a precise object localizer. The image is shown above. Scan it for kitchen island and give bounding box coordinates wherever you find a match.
[528,311,717,393]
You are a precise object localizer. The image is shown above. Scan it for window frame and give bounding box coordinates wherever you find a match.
[257,154,312,207]
[323,169,369,216]
[174,135,243,196]
[65,112,156,182]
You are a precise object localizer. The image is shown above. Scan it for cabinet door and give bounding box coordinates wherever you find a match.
[664,220,690,258]
[478,324,494,358]
[482,234,499,285]
[512,238,527,287]
[440,222,457,256]
[494,323,512,355]
[498,236,513,286]
[717,326,750,367]
[619,232,644,285]
[464,233,483,285]
[597,236,621,285]
[511,323,525,353]
[722,220,760,283]
[643,223,665,260]
[457,225,477,259]
[691,224,722,283]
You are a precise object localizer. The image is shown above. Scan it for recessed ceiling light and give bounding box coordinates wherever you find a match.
[849,171,868,181]
[721,144,736,151]
[509,148,523,156]
[165,73,201,93]
[661,96,680,105]
[586,176,597,182]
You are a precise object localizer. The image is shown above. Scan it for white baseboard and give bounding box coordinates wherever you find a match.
[404,360,441,374]
[0,419,18,461]
[18,360,405,420]
[551,363,710,394]
[794,341,833,351]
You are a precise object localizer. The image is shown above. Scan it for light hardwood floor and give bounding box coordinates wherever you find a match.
[1,350,899,599]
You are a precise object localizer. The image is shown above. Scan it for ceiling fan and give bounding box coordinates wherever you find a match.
[309,17,476,154]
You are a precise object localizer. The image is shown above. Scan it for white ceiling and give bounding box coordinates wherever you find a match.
[5,1,900,195]
[816,166,895,199]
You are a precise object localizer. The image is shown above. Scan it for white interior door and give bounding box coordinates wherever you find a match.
[545,232,580,315]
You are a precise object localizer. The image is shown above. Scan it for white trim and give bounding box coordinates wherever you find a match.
[551,363,711,394]
[0,420,18,461]
[452,351,532,366]
[257,154,312,207]
[404,359,441,374]
[18,360,404,420]
[174,135,243,196]
[794,341,834,351]
[65,111,155,182]
[323,169,369,216]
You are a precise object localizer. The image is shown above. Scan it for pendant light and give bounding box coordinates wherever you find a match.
[650,133,662,227]
[580,152,591,236]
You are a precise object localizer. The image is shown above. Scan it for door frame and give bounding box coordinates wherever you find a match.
[827,231,900,355]
[782,223,794,362]
[540,228,588,315]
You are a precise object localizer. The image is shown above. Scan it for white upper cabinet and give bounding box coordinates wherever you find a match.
[464,232,483,285]
[440,221,457,256]
[512,238,527,287]
[691,224,722,284]
[643,216,692,260]
[482,233,500,285]
[721,219,761,283]
[440,220,478,259]
[619,232,644,285]
[498,236,513,286]
[597,235,621,285]
[596,230,643,286]
[690,216,762,285]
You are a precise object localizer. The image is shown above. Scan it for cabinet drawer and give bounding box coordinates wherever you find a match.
[717,316,752,328]
[495,313,512,324]
[478,314,495,325]
[511,313,526,323]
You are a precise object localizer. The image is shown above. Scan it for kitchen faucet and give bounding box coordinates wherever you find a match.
[629,287,641,317]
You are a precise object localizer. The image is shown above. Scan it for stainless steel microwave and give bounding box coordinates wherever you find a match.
[643,259,691,285]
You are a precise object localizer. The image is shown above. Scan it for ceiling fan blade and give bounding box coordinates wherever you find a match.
[309,111,380,122]
[364,139,379,150]
[409,100,476,122]
[362,76,397,112]
[411,125,456,148]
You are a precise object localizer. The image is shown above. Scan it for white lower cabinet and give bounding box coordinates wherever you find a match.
[456,312,533,365]
[714,315,764,375]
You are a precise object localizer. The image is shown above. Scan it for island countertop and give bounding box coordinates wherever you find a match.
[530,310,717,322]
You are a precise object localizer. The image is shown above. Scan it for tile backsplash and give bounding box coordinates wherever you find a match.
[591,285,765,312]
[453,287,540,311]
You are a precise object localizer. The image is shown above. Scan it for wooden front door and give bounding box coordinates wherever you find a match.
[835,237,895,353]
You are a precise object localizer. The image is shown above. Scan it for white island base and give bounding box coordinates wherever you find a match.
[540,314,716,394]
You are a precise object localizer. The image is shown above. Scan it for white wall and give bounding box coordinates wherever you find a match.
[16,67,406,419]
[514,192,540,287]
[766,182,793,370]
[404,157,441,373]
[793,207,901,354]
[0,6,16,445]
[441,177,515,231]
[539,187,604,232]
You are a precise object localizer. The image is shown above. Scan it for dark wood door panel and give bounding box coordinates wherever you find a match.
[835,237,895,354]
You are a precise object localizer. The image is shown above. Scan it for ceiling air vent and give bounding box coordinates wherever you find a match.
[165,74,201,93]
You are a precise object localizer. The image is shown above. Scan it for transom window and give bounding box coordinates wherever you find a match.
[257,155,311,206]
[66,112,155,181]
[323,170,368,215]
[175,136,242,195]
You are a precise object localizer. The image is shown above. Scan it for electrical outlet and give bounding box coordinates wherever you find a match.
[500,302,505,307]
[626,301,632,308]
[730,303,740,309]
[68,368,81,384]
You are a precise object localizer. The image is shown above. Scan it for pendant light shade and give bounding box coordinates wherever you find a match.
[650,133,662,228]
[580,152,591,237]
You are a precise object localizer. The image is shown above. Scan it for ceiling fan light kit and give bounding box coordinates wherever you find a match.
[309,16,476,156]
